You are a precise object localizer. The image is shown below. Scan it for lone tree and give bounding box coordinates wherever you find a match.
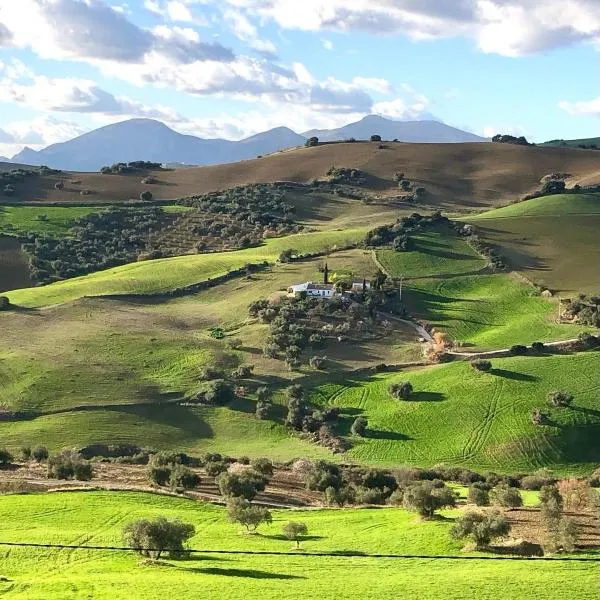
[351,416,368,437]
[279,248,297,263]
[305,136,319,147]
[283,521,308,549]
[451,511,510,550]
[0,296,10,311]
[0,448,13,466]
[370,134,382,142]
[402,481,456,518]
[471,359,492,373]
[467,482,490,506]
[122,517,195,559]
[140,190,153,201]
[389,381,413,400]
[548,390,574,408]
[490,483,523,508]
[217,470,268,501]
[540,485,564,529]
[227,497,272,533]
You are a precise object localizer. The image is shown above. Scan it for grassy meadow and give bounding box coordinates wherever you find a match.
[311,352,600,473]
[0,491,596,600]
[0,206,99,237]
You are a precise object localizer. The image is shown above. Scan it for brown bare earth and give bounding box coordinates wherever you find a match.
[0,235,32,292]
[8,142,600,210]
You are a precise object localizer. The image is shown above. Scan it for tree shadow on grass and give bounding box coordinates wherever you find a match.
[490,369,538,382]
[409,391,446,402]
[259,534,326,542]
[570,405,600,419]
[170,566,306,579]
[364,429,412,441]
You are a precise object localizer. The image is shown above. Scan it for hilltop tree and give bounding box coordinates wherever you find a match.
[305,137,319,147]
[283,521,309,549]
[370,134,382,142]
[122,517,195,559]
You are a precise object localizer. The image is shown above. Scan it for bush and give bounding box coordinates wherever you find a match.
[216,470,267,500]
[451,511,510,549]
[148,465,171,486]
[250,458,274,477]
[370,134,382,142]
[169,464,200,490]
[490,483,522,508]
[540,485,564,528]
[47,450,93,481]
[204,380,234,405]
[509,345,528,356]
[548,390,573,408]
[531,341,545,353]
[521,472,554,490]
[388,381,413,400]
[305,137,319,147]
[305,460,343,492]
[351,416,368,437]
[557,479,593,511]
[545,517,578,553]
[0,448,13,466]
[470,359,492,372]
[324,485,354,507]
[139,191,153,201]
[231,364,254,379]
[0,296,10,311]
[32,446,49,462]
[402,481,456,517]
[309,355,327,370]
[123,517,195,559]
[19,446,32,461]
[283,521,309,548]
[467,483,490,506]
[227,497,272,533]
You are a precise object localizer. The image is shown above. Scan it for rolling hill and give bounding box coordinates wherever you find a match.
[7,141,600,210]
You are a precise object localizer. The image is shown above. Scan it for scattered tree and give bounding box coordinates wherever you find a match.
[467,483,490,506]
[388,381,413,400]
[490,483,523,508]
[351,416,368,437]
[227,497,272,533]
[0,296,10,311]
[204,380,234,405]
[557,479,593,511]
[47,449,93,481]
[0,448,13,466]
[250,458,274,477]
[122,517,195,559]
[402,481,456,518]
[139,191,153,201]
[370,134,382,142]
[283,521,308,549]
[451,511,510,549]
[540,485,564,529]
[548,390,574,408]
[216,470,267,500]
[279,248,297,263]
[471,359,492,372]
[305,137,319,147]
[169,464,200,491]
[305,460,343,492]
[31,446,49,462]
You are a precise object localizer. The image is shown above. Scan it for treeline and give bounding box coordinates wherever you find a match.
[100,161,163,174]
[365,211,447,251]
[1,166,61,196]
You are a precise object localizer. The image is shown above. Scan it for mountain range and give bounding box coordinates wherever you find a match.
[8,115,487,172]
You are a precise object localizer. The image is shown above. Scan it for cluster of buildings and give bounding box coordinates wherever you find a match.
[287,263,371,299]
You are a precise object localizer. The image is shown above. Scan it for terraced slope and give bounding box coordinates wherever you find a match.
[311,352,600,473]
[1,491,594,600]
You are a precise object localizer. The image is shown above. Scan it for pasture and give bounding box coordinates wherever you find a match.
[0,491,596,600]
[0,206,98,237]
[311,352,600,473]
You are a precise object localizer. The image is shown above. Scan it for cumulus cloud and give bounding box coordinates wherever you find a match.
[559,97,600,117]
[4,115,86,147]
[0,128,15,143]
[0,21,13,46]
[224,0,600,56]
[224,9,277,57]
[0,0,232,63]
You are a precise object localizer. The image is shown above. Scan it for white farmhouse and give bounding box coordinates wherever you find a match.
[287,282,336,298]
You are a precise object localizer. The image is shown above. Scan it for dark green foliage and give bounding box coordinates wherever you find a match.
[199,366,225,381]
[31,446,49,462]
[19,446,32,461]
[490,483,523,508]
[226,497,272,532]
[326,167,366,185]
[47,450,93,481]
[139,191,153,202]
[370,135,382,142]
[402,481,457,517]
[279,248,297,263]
[305,461,343,492]
[169,464,200,490]
[204,380,234,405]
[540,180,566,195]
[548,390,574,408]
[123,517,195,559]
[231,364,254,379]
[540,485,564,529]
[389,381,413,400]
[148,466,172,486]
[531,407,547,426]
[509,344,528,356]
[451,511,510,548]
[0,448,13,465]
[305,137,319,147]
[324,485,354,506]
[250,458,274,477]
[468,483,490,506]
[492,134,530,146]
[309,355,326,370]
[0,296,10,310]
[285,384,306,429]
[471,359,492,372]
[101,161,162,174]
[216,470,268,500]
[351,416,368,436]
[531,341,545,353]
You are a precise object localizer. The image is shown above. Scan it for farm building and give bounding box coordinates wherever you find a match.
[350,279,371,293]
[287,282,336,298]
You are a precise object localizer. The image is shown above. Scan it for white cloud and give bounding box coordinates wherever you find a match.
[322,39,334,50]
[224,0,600,56]
[224,8,277,56]
[482,124,529,138]
[559,97,600,117]
[167,1,193,22]
[5,115,86,147]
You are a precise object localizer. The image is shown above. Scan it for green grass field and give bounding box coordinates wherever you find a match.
[376,228,487,279]
[0,206,98,236]
[0,491,595,600]
[311,352,600,473]
[468,193,600,219]
[5,227,368,308]
[402,273,576,349]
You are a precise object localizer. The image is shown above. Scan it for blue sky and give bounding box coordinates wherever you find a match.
[0,0,599,156]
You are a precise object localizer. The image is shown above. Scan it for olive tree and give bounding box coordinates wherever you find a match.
[122,517,195,559]
[490,483,523,508]
[548,390,574,408]
[388,382,413,400]
[227,497,272,533]
[451,511,510,549]
[351,416,368,437]
[283,521,308,549]
[402,481,456,518]
[216,470,267,500]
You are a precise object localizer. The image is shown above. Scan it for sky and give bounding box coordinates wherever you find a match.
[0,0,599,157]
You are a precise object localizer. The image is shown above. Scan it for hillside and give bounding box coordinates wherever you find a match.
[7,141,600,210]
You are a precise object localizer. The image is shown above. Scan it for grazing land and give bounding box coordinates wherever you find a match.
[0,491,596,600]
[311,352,600,473]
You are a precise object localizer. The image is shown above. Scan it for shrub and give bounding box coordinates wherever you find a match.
[205,461,229,477]
[531,341,545,353]
[509,345,528,356]
[370,134,382,142]
[467,483,490,506]
[548,390,573,408]
[557,479,593,511]
[204,380,234,405]
[490,483,522,508]
[324,485,353,507]
[54,181,64,190]
[169,464,200,490]
[305,460,343,492]
[227,497,272,533]
[545,517,578,553]
[19,446,32,461]
[0,296,10,311]
[351,416,368,437]
[451,511,510,549]
[0,448,13,466]
[199,366,224,381]
[216,470,267,500]
[139,191,153,201]
[470,359,492,372]
[402,481,456,518]
[250,458,274,477]
[123,517,195,559]
[540,485,564,528]
[231,364,254,379]
[309,356,326,370]
[47,450,93,481]
[305,137,319,147]
[521,472,554,490]
[31,446,49,462]
[530,407,547,426]
[388,381,413,400]
[148,465,172,486]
